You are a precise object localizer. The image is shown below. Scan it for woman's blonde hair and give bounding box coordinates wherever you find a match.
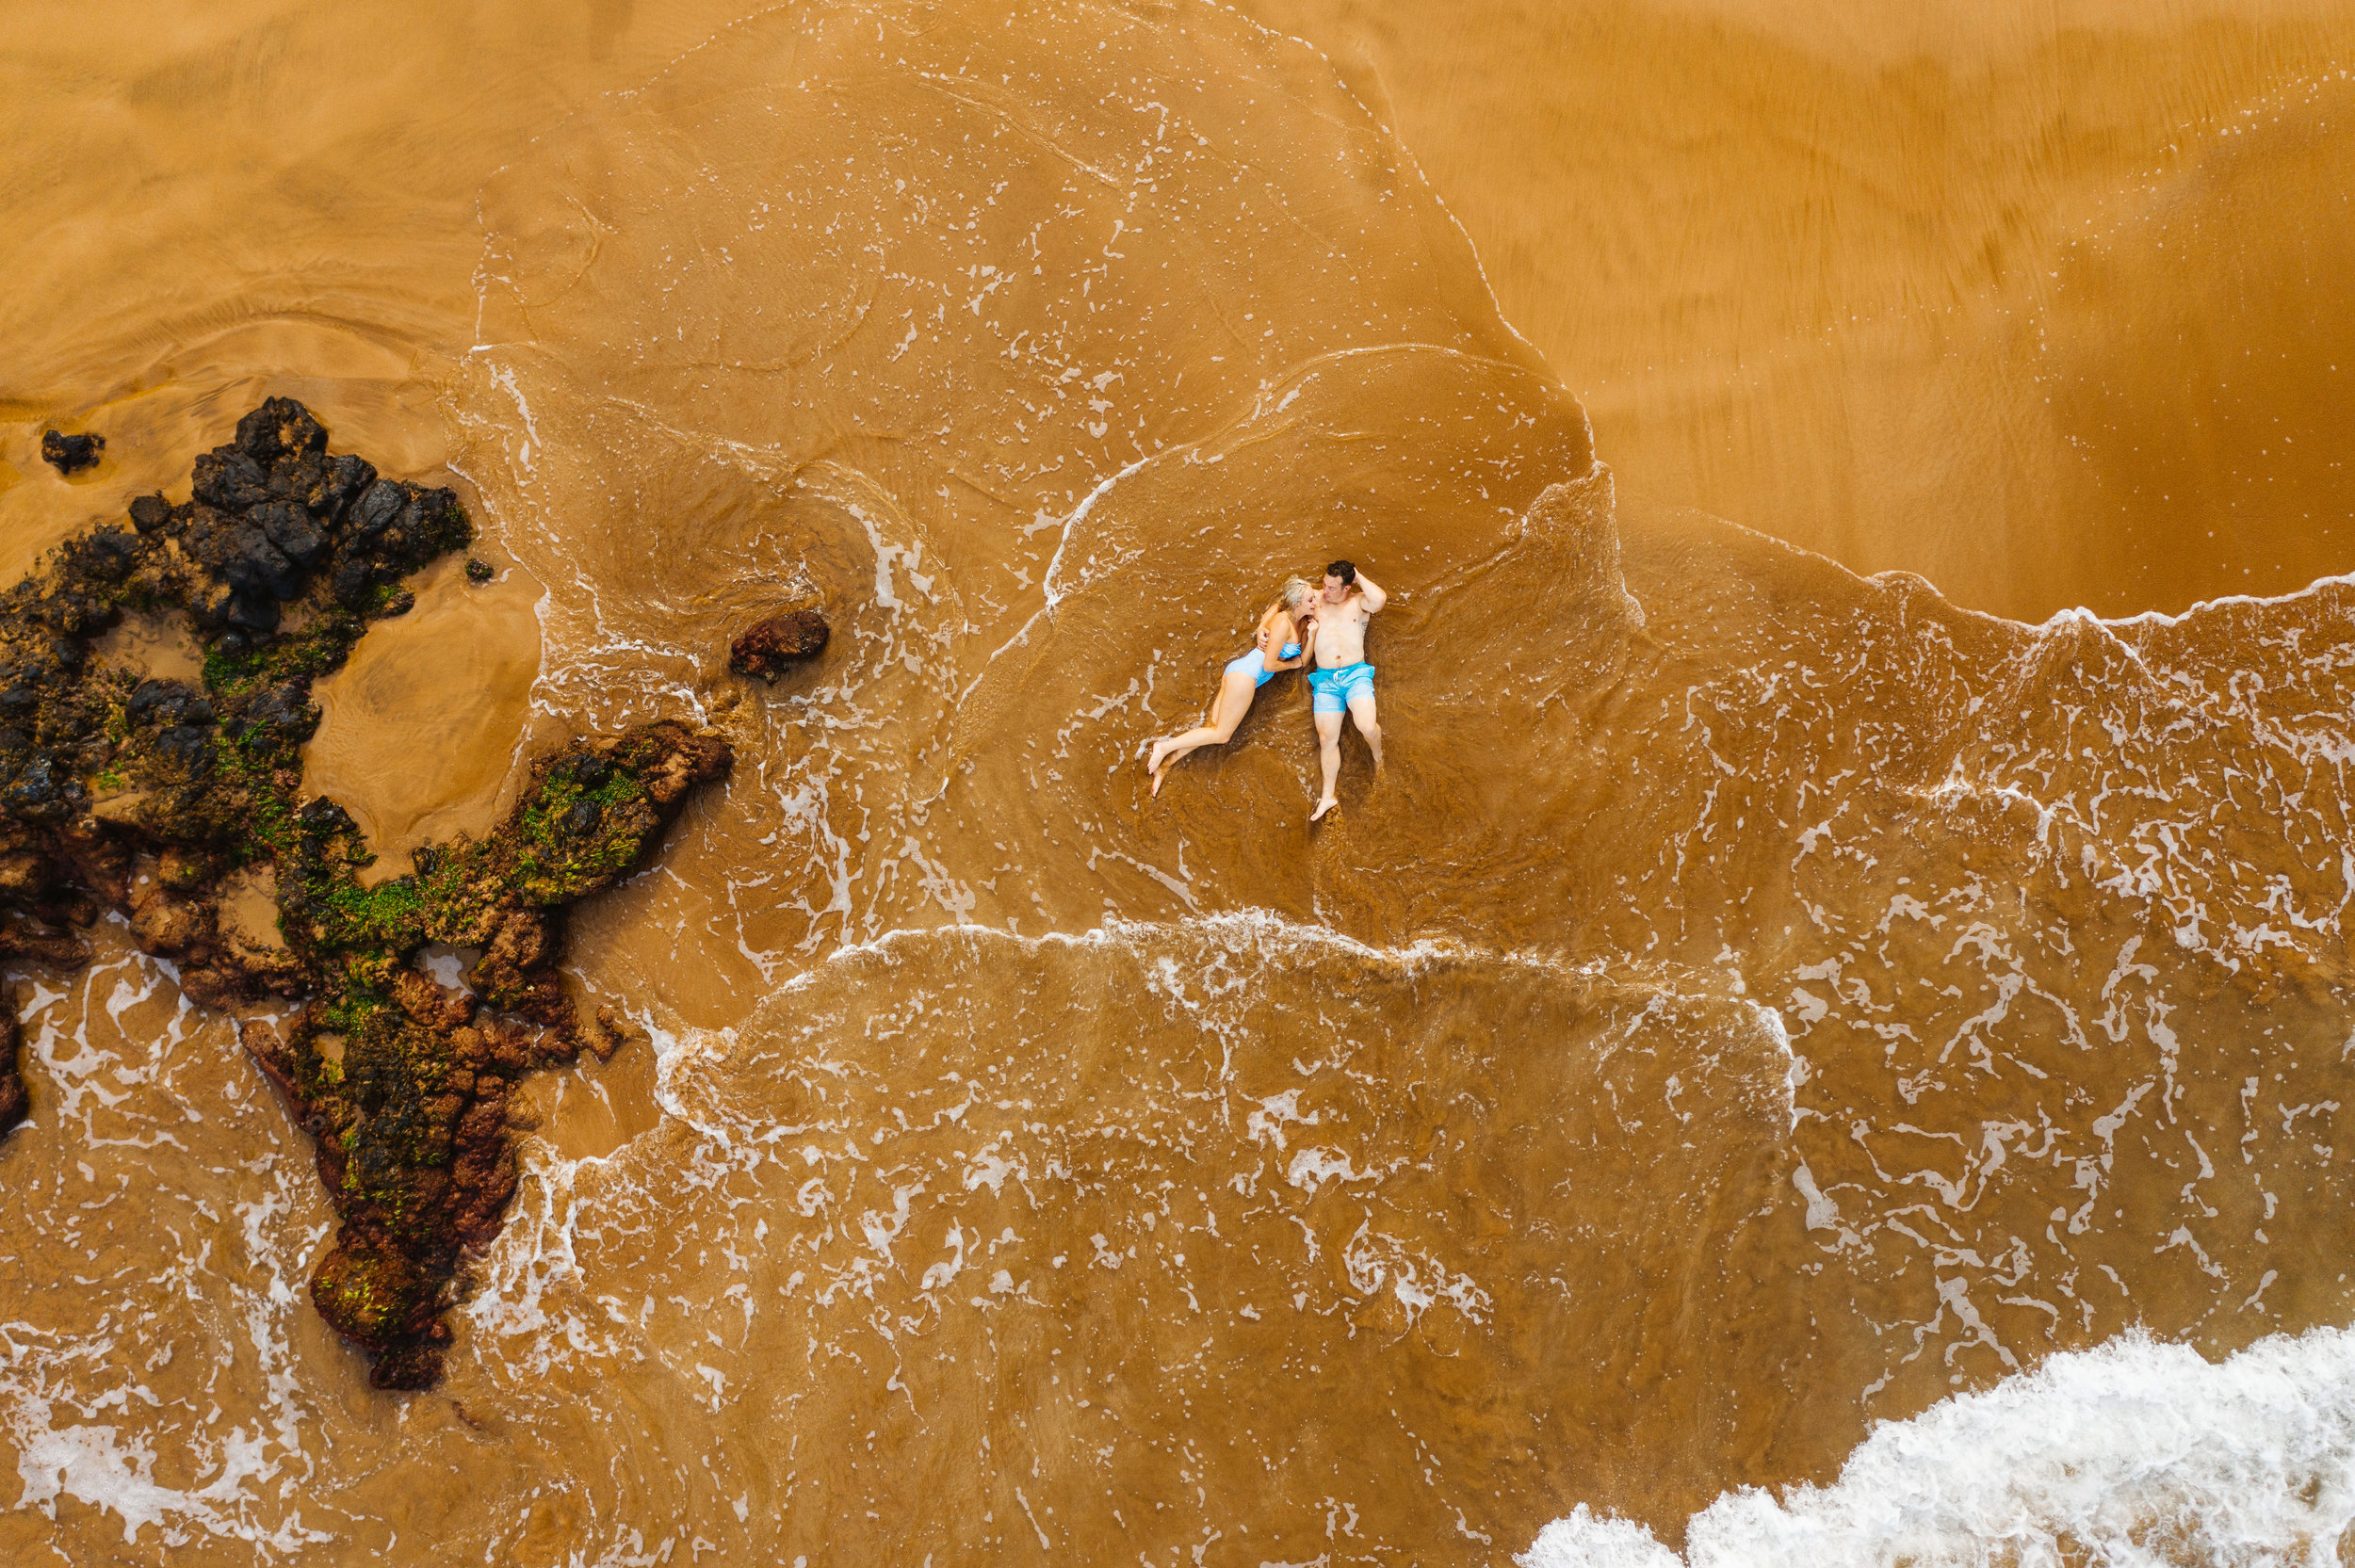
[1279,576,1312,611]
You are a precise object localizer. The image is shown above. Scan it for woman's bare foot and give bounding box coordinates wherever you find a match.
[1145,737,1172,775]
[1150,765,1168,798]
[1309,796,1339,823]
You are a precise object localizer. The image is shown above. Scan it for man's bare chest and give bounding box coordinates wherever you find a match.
[1313,602,1368,656]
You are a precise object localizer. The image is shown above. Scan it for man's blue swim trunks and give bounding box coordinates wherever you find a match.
[1308,662,1376,714]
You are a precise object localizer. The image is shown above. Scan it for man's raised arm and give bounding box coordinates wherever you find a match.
[1356,570,1388,613]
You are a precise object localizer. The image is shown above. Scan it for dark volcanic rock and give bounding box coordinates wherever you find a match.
[191,448,273,510]
[127,679,214,730]
[349,479,405,538]
[251,500,328,569]
[40,430,104,476]
[0,1011,24,1133]
[728,609,830,681]
[235,396,326,460]
[127,494,174,535]
[185,507,299,600]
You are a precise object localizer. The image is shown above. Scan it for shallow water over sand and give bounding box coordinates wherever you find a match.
[4,2,2353,1563]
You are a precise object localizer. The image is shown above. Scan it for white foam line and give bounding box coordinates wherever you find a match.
[1638,477,2355,639]
[2078,569,2355,633]
[672,908,1763,1043]
[960,449,1162,703]
[1827,526,2355,638]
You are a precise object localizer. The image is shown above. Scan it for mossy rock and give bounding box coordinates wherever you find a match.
[310,1237,436,1351]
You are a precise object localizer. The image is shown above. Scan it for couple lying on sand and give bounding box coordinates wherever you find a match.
[1145,559,1387,822]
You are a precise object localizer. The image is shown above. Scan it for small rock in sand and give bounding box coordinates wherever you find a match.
[41,429,105,475]
[728,609,830,681]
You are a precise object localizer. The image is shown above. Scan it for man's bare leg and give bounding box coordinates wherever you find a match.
[1347,690,1382,773]
[1310,708,1344,821]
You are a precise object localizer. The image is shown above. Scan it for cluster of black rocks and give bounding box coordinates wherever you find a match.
[149,399,469,648]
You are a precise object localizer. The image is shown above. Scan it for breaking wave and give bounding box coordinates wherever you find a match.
[1524,1326,2355,1568]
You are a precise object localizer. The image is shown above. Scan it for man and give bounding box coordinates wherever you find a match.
[1304,558,1385,822]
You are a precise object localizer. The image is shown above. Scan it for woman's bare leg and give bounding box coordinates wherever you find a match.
[1146,671,1257,795]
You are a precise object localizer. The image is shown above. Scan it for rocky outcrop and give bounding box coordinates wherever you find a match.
[239,719,730,1387]
[728,608,829,680]
[0,399,734,1390]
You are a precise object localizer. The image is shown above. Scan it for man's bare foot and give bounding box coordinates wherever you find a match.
[1309,797,1339,823]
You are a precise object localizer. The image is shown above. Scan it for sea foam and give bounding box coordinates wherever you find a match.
[1521,1326,2355,1567]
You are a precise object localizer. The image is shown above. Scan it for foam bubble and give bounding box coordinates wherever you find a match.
[1522,1326,2355,1568]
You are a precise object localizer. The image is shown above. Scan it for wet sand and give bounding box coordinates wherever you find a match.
[306,552,543,875]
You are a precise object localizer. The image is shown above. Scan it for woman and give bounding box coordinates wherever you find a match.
[1145,578,1315,796]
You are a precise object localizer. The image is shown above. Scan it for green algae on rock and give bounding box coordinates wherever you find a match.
[243,719,729,1387]
[0,398,732,1389]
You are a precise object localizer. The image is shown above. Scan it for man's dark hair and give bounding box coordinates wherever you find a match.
[1324,559,1356,586]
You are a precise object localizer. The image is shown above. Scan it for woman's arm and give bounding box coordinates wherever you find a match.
[1272,613,1314,670]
